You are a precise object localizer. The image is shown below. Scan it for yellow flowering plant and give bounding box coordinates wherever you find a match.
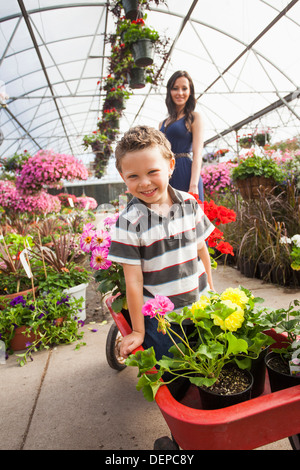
[126,287,274,401]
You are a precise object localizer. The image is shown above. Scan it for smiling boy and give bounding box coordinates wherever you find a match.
[107,126,214,360]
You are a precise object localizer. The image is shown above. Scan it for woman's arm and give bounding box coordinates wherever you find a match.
[120,263,145,358]
[189,111,204,194]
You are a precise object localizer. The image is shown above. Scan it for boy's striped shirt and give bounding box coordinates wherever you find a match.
[108,187,214,309]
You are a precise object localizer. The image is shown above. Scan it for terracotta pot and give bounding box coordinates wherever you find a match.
[0,286,38,310]
[10,326,40,352]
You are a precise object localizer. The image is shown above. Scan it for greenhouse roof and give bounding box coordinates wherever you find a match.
[1,0,300,177]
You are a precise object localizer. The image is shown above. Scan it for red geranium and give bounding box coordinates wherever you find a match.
[189,192,236,257]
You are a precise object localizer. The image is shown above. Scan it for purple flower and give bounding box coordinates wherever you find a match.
[10,296,26,307]
[56,296,70,306]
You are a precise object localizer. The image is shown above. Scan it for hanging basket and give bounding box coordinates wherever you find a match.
[254,133,271,147]
[122,0,139,20]
[132,39,154,67]
[128,67,146,89]
[236,176,276,200]
[91,141,104,154]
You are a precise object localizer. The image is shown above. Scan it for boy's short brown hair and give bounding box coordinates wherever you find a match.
[115,125,174,172]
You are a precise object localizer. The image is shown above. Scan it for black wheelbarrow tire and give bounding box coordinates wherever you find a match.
[106,323,127,371]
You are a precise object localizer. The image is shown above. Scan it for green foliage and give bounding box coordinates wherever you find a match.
[0,289,86,366]
[231,154,286,183]
[125,287,276,400]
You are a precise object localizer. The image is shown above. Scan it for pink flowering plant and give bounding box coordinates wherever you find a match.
[201,162,237,197]
[80,215,126,312]
[126,288,273,401]
[0,180,61,217]
[16,150,88,194]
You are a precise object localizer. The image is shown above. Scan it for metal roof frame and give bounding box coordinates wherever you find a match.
[0,0,299,162]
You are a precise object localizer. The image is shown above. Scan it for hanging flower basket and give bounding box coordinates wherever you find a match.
[128,66,146,88]
[254,132,271,147]
[236,176,276,200]
[122,0,139,20]
[91,141,105,154]
[238,135,254,149]
[132,38,154,67]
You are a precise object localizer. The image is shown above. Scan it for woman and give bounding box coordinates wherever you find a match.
[159,70,204,201]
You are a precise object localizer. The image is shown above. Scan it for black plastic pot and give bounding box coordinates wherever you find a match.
[128,67,146,89]
[122,0,139,20]
[198,366,254,410]
[243,258,257,278]
[265,351,300,393]
[258,262,271,281]
[132,38,154,67]
[250,346,270,398]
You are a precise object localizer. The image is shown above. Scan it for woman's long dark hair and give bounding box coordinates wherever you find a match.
[165,70,196,131]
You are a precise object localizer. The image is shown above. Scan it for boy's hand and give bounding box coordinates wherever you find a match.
[120,331,144,358]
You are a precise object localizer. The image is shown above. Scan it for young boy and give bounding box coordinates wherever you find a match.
[108,126,215,360]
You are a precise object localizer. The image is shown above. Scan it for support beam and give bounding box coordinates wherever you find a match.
[3,106,42,149]
[204,88,300,145]
[197,0,299,99]
[17,0,74,154]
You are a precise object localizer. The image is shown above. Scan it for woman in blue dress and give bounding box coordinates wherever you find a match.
[159,70,204,201]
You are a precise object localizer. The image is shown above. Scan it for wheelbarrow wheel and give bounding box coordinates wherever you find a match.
[106,323,127,371]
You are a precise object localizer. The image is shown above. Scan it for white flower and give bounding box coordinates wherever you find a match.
[291,234,300,248]
[280,236,291,244]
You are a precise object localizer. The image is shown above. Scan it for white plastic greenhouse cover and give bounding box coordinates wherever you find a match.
[0,0,300,182]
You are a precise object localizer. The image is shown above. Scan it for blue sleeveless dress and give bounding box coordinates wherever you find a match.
[160,117,204,201]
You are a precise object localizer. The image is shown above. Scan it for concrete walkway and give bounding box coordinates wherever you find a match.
[1,265,299,451]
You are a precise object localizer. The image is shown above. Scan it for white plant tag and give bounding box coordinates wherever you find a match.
[289,359,300,377]
[19,249,33,278]
[85,202,90,211]
[68,197,74,207]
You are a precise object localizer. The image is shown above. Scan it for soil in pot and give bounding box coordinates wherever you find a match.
[265,351,300,393]
[198,364,253,410]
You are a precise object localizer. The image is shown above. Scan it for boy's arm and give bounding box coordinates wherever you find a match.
[120,263,145,358]
[197,240,215,291]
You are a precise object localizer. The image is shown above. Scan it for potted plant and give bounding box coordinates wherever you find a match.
[0,233,41,307]
[110,0,167,19]
[238,134,254,149]
[103,83,131,111]
[15,150,88,195]
[82,130,110,153]
[254,129,271,147]
[125,287,274,407]
[258,300,300,392]
[102,108,121,130]
[0,290,85,366]
[122,16,160,67]
[80,218,127,312]
[0,150,30,174]
[231,152,286,200]
[33,234,92,321]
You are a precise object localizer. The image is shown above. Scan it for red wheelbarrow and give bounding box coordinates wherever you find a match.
[105,296,300,450]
